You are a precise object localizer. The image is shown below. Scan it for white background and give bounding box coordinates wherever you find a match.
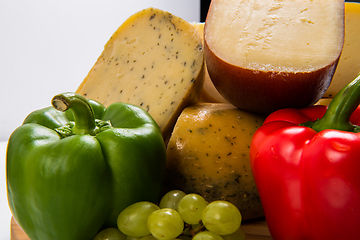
[0,1,200,239]
[0,0,200,142]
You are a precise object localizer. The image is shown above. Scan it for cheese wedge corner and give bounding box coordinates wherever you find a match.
[76,7,205,139]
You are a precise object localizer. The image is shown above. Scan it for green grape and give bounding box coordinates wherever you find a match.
[126,236,142,240]
[202,201,242,235]
[221,226,246,240]
[94,228,127,240]
[159,190,186,210]
[147,208,184,240]
[177,193,208,224]
[193,231,224,240]
[117,201,160,237]
[139,235,158,240]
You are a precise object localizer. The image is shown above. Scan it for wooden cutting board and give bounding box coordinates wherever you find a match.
[10,216,272,240]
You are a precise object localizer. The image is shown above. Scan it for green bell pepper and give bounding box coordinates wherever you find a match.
[6,92,166,240]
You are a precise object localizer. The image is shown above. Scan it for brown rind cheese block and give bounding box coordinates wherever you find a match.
[204,0,345,113]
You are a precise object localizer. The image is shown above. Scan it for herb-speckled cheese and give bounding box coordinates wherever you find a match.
[76,8,204,138]
[164,103,266,221]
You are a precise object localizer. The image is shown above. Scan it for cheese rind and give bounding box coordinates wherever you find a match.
[324,2,360,98]
[165,103,266,220]
[76,8,204,138]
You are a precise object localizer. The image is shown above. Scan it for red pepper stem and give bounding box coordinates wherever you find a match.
[310,73,360,132]
[51,92,96,135]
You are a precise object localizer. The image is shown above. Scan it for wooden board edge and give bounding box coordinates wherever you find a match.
[11,217,29,240]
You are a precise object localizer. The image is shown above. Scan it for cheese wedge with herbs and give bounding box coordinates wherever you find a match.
[76,8,204,138]
[164,103,266,220]
[324,2,360,98]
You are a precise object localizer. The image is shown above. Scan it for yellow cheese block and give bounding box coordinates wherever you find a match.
[191,22,228,103]
[164,103,266,221]
[76,8,204,139]
[315,97,332,106]
[324,2,360,98]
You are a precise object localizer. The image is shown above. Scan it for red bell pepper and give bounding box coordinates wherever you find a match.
[250,74,360,240]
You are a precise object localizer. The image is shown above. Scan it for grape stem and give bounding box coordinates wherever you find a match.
[182,222,206,237]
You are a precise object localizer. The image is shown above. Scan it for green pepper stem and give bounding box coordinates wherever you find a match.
[307,73,360,132]
[52,92,96,135]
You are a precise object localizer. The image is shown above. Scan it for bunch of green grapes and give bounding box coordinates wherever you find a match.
[94,190,246,240]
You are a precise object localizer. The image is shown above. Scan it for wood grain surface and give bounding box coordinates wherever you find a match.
[11,217,28,240]
[11,216,273,240]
